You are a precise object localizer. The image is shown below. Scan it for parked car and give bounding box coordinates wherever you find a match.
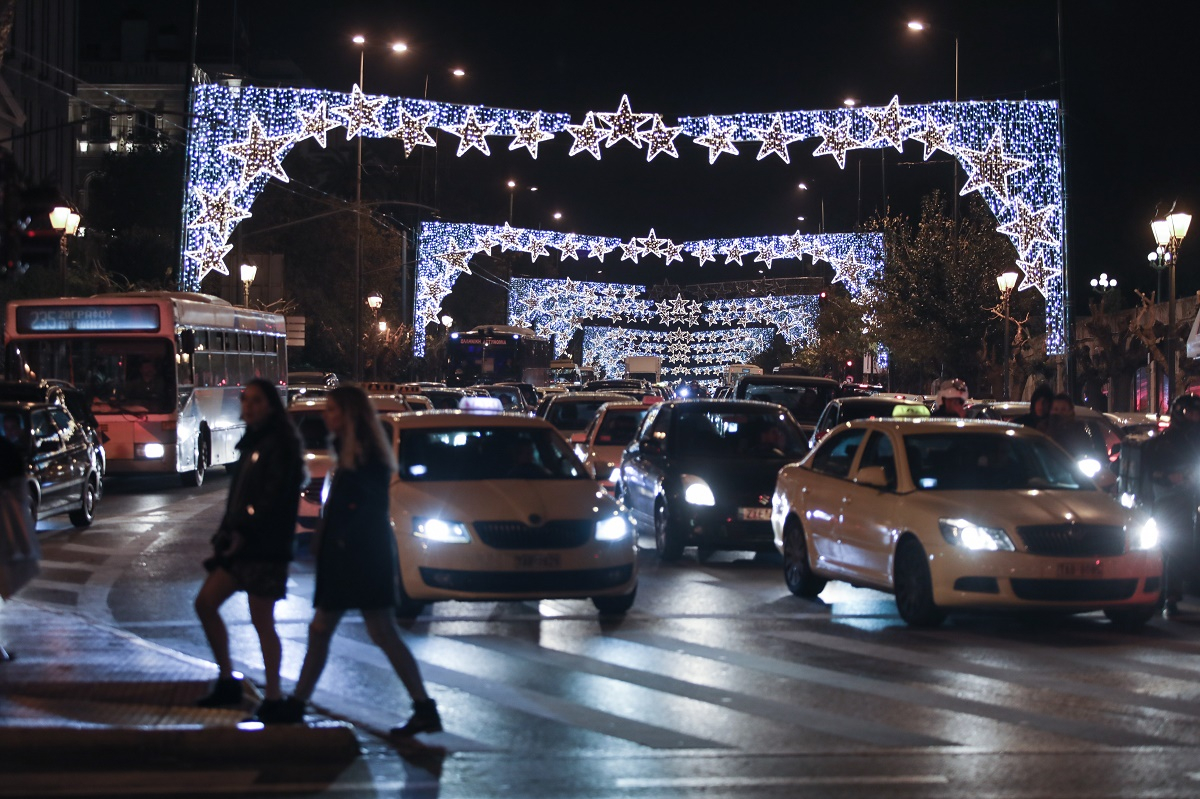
[573,401,650,492]
[0,380,106,480]
[537,392,631,437]
[733,375,840,441]
[808,396,931,449]
[376,411,638,616]
[771,418,1162,628]
[0,400,102,526]
[618,399,808,561]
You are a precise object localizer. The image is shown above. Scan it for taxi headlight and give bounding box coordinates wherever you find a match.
[138,442,166,459]
[1133,517,1159,550]
[682,474,716,506]
[1077,457,1103,478]
[939,518,1015,551]
[413,517,471,544]
[595,515,629,541]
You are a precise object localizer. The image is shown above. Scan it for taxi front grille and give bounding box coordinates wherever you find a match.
[1010,578,1138,602]
[473,520,594,549]
[1016,524,1126,557]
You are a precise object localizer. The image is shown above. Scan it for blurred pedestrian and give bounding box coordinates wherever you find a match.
[930,379,969,419]
[193,379,306,716]
[1143,393,1200,617]
[1014,384,1054,430]
[0,433,39,661]
[278,386,440,735]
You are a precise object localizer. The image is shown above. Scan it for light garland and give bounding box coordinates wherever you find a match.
[182,86,1064,351]
[583,326,778,380]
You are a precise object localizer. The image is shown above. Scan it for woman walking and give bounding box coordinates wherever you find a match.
[280,385,439,735]
[193,378,306,721]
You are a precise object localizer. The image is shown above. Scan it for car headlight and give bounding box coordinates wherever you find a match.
[413,517,471,544]
[1133,517,1159,550]
[595,515,629,541]
[682,474,716,506]
[138,442,165,459]
[939,518,1015,551]
[608,466,621,483]
[1077,457,1103,478]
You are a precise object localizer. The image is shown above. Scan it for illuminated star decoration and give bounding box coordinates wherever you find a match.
[331,84,388,140]
[957,128,1032,204]
[565,111,608,159]
[864,95,919,152]
[639,228,667,255]
[640,115,683,161]
[434,241,475,275]
[1016,253,1053,296]
[219,113,293,187]
[691,241,716,265]
[447,107,497,156]
[811,118,861,169]
[692,116,739,164]
[587,238,616,261]
[184,231,233,281]
[747,114,804,163]
[597,94,653,149]
[830,253,880,300]
[754,245,778,269]
[497,222,522,251]
[724,243,748,265]
[526,233,551,261]
[388,108,437,156]
[473,231,498,255]
[557,233,582,260]
[192,184,251,239]
[620,238,646,263]
[662,241,685,264]
[909,114,956,161]
[996,199,1058,258]
[294,101,339,148]
[780,231,807,260]
[508,111,555,158]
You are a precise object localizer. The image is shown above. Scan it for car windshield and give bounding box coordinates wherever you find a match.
[8,338,175,414]
[904,432,1091,491]
[422,391,465,409]
[398,426,589,481]
[290,411,330,452]
[742,383,835,424]
[672,408,808,459]
[546,399,615,431]
[594,408,649,446]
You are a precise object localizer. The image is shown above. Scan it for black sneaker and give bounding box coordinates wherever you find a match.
[245,697,305,724]
[196,676,245,707]
[390,699,442,737]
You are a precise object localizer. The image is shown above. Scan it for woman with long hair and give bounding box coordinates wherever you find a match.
[194,378,306,721]
[279,386,439,735]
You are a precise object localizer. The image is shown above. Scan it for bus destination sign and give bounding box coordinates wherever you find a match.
[16,304,161,333]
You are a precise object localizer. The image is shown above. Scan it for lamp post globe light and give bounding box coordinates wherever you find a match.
[1149,210,1191,407]
[239,262,258,307]
[1089,272,1117,293]
[996,270,1019,400]
[50,206,81,295]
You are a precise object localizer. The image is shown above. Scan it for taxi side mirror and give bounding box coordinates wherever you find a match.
[855,465,890,489]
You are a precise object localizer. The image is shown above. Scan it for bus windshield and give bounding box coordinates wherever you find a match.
[7,338,175,414]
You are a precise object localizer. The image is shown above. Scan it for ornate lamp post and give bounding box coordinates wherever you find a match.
[239,262,257,307]
[366,293,384,379]
[1089,272,1117,294]
[50,206,81,295]
[1150,210,1191,406]
[996,270,1019,400]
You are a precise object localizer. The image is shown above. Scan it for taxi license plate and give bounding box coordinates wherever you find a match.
[1057,562,1103,578]
[738,507,772,521]
[513,553,561,569]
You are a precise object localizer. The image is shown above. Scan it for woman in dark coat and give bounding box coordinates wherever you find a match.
[193,379,306,719]
[281,385,439,735]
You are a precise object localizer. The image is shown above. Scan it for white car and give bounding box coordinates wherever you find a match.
[572,401,650,493]
[771,418,1162,628]
[377,411,638,616]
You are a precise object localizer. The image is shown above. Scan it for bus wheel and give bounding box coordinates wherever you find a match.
[181,438,208,487]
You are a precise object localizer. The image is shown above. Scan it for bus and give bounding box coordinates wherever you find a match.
[723,363,763,387]
[4,292,287,486]
[445,325,552,387]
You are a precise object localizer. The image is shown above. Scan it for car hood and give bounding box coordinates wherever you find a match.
[905,488,1133,529]
[587,444,627,466]
[394,478,616,523]
[669,456,794,495]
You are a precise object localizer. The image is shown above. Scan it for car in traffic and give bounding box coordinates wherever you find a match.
[733,374,840,442]
[968,401,1122,463]
[618,399,809,561]
[808,395,931,449]
[0,400,102,526]
[573,401,650,492]
[377,411,638,616]
[771,418,1162,628]
[0,379,106,480]
[537,392,632,438]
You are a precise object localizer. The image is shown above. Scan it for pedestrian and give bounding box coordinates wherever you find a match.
[1013,384,1054,430]
[0,432,39,661]
[930,379,969,418]
[193,378,306,717]
[1142,393,1200,617]
[278,385,440,735]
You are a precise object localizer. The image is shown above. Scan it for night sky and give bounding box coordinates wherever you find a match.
[108,0,1200,315]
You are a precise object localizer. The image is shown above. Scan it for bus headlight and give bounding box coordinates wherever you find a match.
[413,517,471,544]
[138,442,166,459]
[1133,517,1159,550]
[595,515,629,541]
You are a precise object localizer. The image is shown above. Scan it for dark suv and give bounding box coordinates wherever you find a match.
[0,380,105,479]
[0,400,102,526]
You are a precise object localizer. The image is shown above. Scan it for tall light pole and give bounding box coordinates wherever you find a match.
[1150,209,1191,407]
[239,262,257,307]
[907,20,960,242]
[997,271,1018,400]
[50,206,80,295]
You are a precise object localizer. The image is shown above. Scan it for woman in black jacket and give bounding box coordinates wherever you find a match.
[279,385,439,734]
[193,379,306,719]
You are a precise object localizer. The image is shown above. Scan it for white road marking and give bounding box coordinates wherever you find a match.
[615,775,949,788]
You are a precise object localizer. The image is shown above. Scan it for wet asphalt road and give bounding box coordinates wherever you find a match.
[19,471,1200,798]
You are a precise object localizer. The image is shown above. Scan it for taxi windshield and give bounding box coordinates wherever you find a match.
[398,426,589,481]
[905,432,1090,491]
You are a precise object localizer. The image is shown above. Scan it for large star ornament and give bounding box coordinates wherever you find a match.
[192,183,251,239]
[996,199,1058,258]
[447,107,497,156]
[434,241,474,275]
[958,128,1032,203]
[864,95,919,152]
[597,95,653,148]
[388,108,437,156]
[565,112,608,159]
[747,114,804,163]
[812,118,861,169]
[1016,253,1054,297]
[691,241,717,265]
[909,114,956,161]
[639,115,683,161]
[331,84,388,140]
[294,101,339,148]
[184,231,233,281]
[692,116,740,164]
[219,113,293,186]
[508,111,554,158]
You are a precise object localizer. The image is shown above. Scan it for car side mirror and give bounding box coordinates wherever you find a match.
[855,465,890,489]
[569,431,588,445]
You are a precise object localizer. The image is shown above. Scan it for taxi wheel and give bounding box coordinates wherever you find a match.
[783,519,826,598]
[1104,604,1157,631]
[592,586,637,615]
[68,476,97,527]
[654,500,684,561]
[893,539,946,628]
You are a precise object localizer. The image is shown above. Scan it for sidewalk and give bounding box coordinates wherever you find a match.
[0,598,360,771]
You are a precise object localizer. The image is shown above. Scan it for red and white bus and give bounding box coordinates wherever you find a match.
[4,292,287,485]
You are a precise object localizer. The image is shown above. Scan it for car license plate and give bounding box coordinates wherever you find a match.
[738,507,772,521]
[1057,562,1103,578]
[513,553,562,569]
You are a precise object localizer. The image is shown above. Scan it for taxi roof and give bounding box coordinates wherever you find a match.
[841,417,1025,434]
[379,410,556,429]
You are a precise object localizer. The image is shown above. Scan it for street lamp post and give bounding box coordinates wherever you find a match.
[50,206,80,295]
[1089,272,1117,294]
[1150,210,1192,407]
[366,293,384,380]
[239,262,257,307]
[908,20,960,244]
[997,271,1019,400]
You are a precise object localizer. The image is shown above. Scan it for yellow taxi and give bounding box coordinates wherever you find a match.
[771,418,1162,628]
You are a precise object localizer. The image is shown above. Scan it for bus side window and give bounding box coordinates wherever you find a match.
[209,352,226,386]
[177,351,194,385]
